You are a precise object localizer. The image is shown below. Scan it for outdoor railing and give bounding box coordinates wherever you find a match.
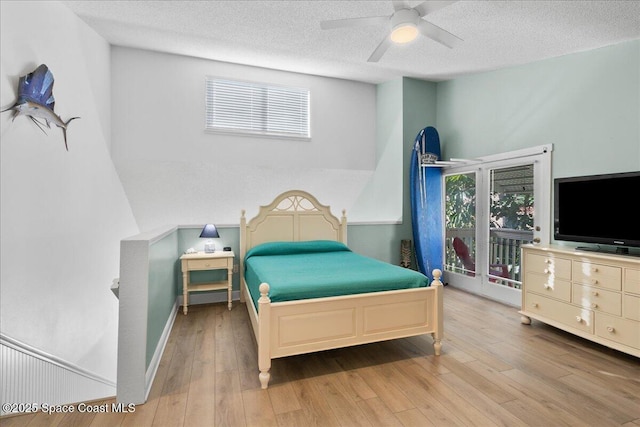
[445,228,534,288]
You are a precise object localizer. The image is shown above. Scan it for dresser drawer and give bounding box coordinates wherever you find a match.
[524,272,571,302]
[624,268,640,294]
[524,292,593,334]
[595,313,640,349]
[187,258,229,270]
[525,253,571,280]
[572,284,621,316]
[624,294,640,321]
[572,261,621,291]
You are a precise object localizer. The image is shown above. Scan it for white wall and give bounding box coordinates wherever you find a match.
[111,47,401,230]
[0,1,139,383]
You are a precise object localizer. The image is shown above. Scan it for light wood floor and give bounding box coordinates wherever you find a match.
[3,286,640,426]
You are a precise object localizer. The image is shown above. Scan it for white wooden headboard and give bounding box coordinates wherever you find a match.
[240,190,347,257]
[239,190,347,304]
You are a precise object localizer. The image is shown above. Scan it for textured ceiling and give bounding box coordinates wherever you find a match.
[63,0,640,84]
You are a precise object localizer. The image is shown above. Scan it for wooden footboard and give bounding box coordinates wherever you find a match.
[246,270,444,389]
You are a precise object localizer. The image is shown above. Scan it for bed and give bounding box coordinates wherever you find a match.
[239,190,443,389]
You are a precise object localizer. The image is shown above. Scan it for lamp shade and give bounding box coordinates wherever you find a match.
[199,224,220,239]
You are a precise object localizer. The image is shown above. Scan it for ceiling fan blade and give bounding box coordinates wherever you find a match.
[392,1,408,11]
[320,15,388,30]
[414,1,459,17]
[367,36,392,62]
[417,19,463,49]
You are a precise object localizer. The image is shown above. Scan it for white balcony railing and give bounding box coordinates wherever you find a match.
[445,228,534,288]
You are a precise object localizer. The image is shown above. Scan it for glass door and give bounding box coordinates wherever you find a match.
[444,171,477,279]
[482,163,535,304]
[444,146,552,306]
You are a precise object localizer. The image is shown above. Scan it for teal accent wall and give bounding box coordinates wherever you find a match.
[146,231,179,368]
[349,78,438,265]
[402,78,438,267]
[361,41,639,265]
[436,40,640,178]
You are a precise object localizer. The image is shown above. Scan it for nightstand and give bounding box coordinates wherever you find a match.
[180,251,235,314]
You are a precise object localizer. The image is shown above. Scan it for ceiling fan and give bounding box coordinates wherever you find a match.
[320,1,462,62]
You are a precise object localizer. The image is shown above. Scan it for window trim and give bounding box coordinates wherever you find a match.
[204,77,311,141]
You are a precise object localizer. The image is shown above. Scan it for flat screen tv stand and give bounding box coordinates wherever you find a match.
[520,245,639,357]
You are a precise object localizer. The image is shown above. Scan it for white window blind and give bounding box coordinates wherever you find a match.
[205,78,310,139]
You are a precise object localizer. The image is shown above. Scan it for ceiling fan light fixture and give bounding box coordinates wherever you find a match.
[391,23,418,43]
[389,8,421,44]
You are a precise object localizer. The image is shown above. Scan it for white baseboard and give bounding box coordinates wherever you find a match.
[144,301,178,400]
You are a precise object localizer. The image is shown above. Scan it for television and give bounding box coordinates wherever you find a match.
[554,171,640,255]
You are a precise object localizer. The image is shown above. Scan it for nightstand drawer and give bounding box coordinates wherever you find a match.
[525,292,593,334]
[524,271,571,302]
[187,258,229,270]
[573,261,621,290]
[572,284,621,316]
[525,253,572,280]
[595,313,639,349]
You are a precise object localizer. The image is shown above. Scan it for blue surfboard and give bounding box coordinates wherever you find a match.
[410,126,443,280]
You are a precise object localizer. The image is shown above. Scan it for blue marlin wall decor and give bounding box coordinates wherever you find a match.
[2,64,79,151]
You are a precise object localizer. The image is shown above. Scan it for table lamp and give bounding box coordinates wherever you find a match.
[200,224,220,253]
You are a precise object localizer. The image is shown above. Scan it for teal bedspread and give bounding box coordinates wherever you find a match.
[244,240,429,310]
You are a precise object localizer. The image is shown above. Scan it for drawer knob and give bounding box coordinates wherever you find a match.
[545,259,551,264]
[543,268,550,274]
[576,316,582,323]
[591,267,599,273]
[532,302,539,308]
[591,303,598,309]
[606,326,615,333]
[544,284,551,290]
[591,279,599,285]
[592,291,599,296]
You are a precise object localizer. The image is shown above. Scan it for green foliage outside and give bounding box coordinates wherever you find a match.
[445,173,534,231]
[445,173,476,272]
[445,172,534,282]
[445,173,476,229]
[490,192,534,231]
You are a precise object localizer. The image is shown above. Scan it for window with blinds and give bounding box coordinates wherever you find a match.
[205,78,310,139]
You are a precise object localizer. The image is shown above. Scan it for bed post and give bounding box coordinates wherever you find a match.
[431,269,444,356]
[340,209,348,244]
[258,283,271,389]
[240,210,246,303]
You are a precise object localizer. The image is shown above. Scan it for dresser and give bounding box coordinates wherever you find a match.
[520,245,639,357]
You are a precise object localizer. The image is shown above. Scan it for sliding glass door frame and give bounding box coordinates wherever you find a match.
[442,144,552,306]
